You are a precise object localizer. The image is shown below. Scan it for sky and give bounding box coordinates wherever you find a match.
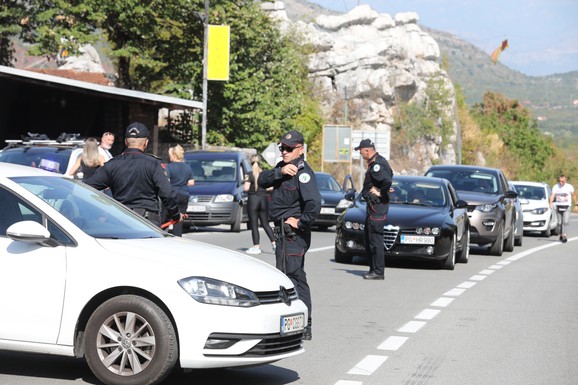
[307,0,578,77]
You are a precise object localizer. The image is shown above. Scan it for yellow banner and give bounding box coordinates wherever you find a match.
[207,25,230,81]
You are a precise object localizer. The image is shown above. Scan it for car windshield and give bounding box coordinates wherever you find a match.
[390,181,447,207]
[185,159,237,183]
[0,147,74,174]
[513,184,547,200]
[427,170,498,194]
[11,176,165,239]
[316,174,342,192]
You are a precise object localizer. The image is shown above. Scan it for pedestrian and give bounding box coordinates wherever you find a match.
[258,130,321,341]
[244,154,276,255]
[355,138,393,280]
[85,122,184,227]
[98,131,115,161]
[549,174,576,243]
[165,144,194,236]
[66,137,105,181]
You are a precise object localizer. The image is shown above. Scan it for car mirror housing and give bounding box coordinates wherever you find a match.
[6,221,58,247]
[344,190,356,201]
[505,190,518,199]
[455,199,468,209]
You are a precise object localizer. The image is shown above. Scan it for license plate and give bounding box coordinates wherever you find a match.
[400,235,435,245]
[280,313,304,335]
[187,205,206,212]
[320,207,335,214]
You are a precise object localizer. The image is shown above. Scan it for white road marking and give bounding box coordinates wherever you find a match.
[479,269,495,275]
[457,281,477,289]
[444,288,466,296]
[469,274,487,281]
[415,309,441,320]
[398,320,427,333]
[431,297,455,307]
[378,336,408,351]
[309,245,335,253]
[347,355,388,375]
[497,260,512,265]
[335,381,363,385]
[489,264,504,269]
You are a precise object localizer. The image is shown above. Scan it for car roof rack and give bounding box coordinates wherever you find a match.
[4,133,85,148]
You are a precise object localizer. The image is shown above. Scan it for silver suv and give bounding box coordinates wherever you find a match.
[0,133,83,175]
[425,165,518,256]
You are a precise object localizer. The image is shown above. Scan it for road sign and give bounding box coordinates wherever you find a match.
[351,130,390,160]
[261,142,281,167]
[323,125,352,163]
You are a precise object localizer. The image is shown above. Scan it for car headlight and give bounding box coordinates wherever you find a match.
[477,203,498,212]
[531,207,548,215]
[345,221,364,230]
[178,277,259,307]
[416,227,440,235]
[336,199,353,210]
[215,194,234,203]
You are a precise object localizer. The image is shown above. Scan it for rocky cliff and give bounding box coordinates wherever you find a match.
[264,2,458,173]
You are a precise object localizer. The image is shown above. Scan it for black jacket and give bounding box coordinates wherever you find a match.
[361,152,393,204]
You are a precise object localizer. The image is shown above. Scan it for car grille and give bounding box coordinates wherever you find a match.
[382,225,400,250]
[187,212,231,221]
[204,332,303,357]
[256,287,299,304]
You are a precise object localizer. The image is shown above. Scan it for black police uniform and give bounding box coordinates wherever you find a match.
[258,154,321,338]
[85,147,180,226]
[362,152,393,277]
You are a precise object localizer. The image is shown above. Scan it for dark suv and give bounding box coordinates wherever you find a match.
[0,133,84,174]
[183,151,251,232]
[425,165,518,256]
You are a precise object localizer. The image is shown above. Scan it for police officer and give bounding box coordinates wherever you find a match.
[258,130,321,340]
[85,122,184,227]
[355,139,393,280]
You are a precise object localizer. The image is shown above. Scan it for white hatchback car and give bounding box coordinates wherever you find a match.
[511,181,557,237]
[0,163,307,385]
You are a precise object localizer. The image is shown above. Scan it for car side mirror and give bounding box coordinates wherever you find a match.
[344,190,356,201]
[455,199,468,209]
[505,190,518,199]
[6,221,59,247]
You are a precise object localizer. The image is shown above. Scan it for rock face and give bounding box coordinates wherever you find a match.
[264,2,458,172]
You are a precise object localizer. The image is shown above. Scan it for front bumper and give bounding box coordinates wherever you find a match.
[468,209,502,244]
[186,200,238,226]
[521,211,553,231]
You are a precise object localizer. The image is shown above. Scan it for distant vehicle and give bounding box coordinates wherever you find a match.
[314,172,355,230]
[0,162,307,385]
[335,175,470,270]
[183,151,251,232]
[508,182,524,246]
[511,181,557,237]
[425,165,518,256]
[0,133,83,175]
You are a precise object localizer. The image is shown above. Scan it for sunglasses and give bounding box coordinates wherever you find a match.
[279,145,302,153]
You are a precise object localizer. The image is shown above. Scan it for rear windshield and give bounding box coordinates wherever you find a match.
[0,147,74,174]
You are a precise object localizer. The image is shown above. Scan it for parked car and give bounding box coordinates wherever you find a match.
[0,162,307,385]
[508,182,524,246]
[183,151,251,232]
[313,172,355,229]
[334,175,470,270]
[0,133,84,175]
[511,180,557,237]
[425,165,518,256]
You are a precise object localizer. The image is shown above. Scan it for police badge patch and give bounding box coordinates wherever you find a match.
[299,173,311,183]
[373,164,381,172]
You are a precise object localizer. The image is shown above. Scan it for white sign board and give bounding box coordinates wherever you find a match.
[351,130,390,160]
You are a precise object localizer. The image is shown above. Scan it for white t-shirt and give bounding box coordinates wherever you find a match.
[98,146,113,162]
[552,183,574,207]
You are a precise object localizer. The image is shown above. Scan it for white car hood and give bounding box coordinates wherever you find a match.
[520,198,549,210]
[95,237,291,291]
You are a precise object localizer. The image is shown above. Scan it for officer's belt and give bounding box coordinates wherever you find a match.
[132,208,160,223]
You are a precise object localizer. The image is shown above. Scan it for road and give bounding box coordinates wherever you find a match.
[1,217,577,385]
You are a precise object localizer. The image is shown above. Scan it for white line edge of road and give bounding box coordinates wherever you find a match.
[333,237,576,385]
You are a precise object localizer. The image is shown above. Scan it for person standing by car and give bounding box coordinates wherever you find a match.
[98,131,115,161]
[85,122,184,227]
[66,137,105,181]
[355,139,393,280]
[549,174,576,243]
[258,130,321,340]
[165,144,195,236]
[244,154,276,255]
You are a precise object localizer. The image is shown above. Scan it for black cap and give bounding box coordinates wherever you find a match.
[125,122,149,138]
[354,139,375,151]
[280,130,304,148]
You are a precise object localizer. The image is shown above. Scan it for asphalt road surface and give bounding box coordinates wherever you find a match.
[1,216,577,385]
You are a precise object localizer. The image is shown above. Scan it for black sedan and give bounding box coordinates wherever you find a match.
[314,172,355,230]
[334,175,470,270]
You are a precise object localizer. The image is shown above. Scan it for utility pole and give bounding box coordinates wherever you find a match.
[201,0,209,149]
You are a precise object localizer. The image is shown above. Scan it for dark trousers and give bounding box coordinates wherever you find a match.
[275,229,312,327]
[171,193,189,237]
[364,203,388,276]
[248,194,275,245]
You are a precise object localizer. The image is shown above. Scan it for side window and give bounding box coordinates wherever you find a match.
[0,187,41,236]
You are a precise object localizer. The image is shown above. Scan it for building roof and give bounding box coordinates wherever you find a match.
[0,65,202,110]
